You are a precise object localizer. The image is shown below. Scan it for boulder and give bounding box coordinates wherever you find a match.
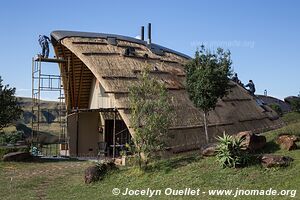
[276,135,299,150]
[2,152,32,162]
[84,161,116,184]
[260,154,293,168]
[201,143,218,156]
[84,165,101,184]
[236,131,266,151]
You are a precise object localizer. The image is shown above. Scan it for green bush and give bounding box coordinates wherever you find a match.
[0,131,24,145]
[269,104,283,116]
[0,146,29,159]
[291,99,300,112]
[216,133,249,168]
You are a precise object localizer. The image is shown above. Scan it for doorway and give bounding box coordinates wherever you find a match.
[104,119,130,156]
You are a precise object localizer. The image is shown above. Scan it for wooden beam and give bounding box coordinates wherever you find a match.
[71,53,76,108]
[168,122,234,130]
[160,59,179,64]
[238,116,268,122]
[117,44,143,50]
[72,41,107,45]
[222,98,252,102]
[77,63,84,108]
[61,46,73,110]
[82,52,120,56]
[102,75,137,80]
[132,69,170,74]
[104,91,129,94]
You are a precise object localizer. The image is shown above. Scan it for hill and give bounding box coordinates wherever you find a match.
[2,97,64,143]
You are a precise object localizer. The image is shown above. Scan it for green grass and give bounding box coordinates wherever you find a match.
[1,112,300,200]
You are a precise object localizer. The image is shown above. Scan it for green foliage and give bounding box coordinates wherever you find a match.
[282,111,300,124]
[0,145,29,158]
[269,104,283,116]
[290,99,300,112]
[216,133,249,168]
[0,130,24,145]
[185,46,232,142]
[129,67,172,169]
[0,76,23,130]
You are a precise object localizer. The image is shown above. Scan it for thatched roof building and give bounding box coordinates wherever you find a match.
[50,30,283,156]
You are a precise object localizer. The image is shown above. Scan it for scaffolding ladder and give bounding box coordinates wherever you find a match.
[31,55,68,156]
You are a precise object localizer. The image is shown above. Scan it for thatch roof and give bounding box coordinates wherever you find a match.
[51,30,283,153]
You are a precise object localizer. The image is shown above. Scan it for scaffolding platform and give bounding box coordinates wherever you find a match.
[34,55,66,63]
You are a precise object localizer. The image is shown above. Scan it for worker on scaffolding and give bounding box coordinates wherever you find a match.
[38,35,51,58]
[245,80,256,95]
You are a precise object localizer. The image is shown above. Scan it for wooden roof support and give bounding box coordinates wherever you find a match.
[132,69,170,74]
[102,75,138,80]
[222,98,252,102]
[77,63,84,108]
[169,122,234,130]
[117,44,143,50]
[238,116,268,122]
[72,41,107,45]
[82,52,120,56]
[71,53,76,108]
[104,91,129,94]
[61,46,73,109]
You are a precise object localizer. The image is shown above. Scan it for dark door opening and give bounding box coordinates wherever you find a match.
[105,120,130,156]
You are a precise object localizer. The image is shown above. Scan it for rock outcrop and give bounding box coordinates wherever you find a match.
[236,131,266,151]
[260,154,293,168]
[276,134,299,150]
[2,152,32,162]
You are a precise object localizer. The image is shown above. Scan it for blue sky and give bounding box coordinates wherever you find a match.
[0,0,299,100]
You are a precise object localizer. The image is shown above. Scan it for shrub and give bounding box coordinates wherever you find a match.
[269,104,283,116]
[0,146,29,159]
[216,133,249,168]
[0,131,24,145]
[290,99,300,112]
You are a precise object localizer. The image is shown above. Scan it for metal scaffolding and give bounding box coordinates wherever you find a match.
[31,55,68,156]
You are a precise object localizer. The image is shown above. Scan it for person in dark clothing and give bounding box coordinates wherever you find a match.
[38,35,51,58]
[231,73,239,83]
[231,73,243,85]
[245,80,256,95]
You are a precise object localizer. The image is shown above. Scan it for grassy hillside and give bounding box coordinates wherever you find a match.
[0,112,299,200]
[5,97,63,134]
[2,97,63,143]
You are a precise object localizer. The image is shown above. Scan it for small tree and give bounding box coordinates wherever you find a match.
[0,77,22,131]
[129,68,172,169]
[186,46,232,143]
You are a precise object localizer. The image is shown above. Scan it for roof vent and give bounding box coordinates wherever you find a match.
[123,47,136,56]
[150,45,164,56]
[107,37,117,46]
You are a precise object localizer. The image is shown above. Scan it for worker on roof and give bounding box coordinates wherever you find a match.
[38,35,51,58]
[245,80,256,95]
[231,73,239,83]
[231,73,243,85]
